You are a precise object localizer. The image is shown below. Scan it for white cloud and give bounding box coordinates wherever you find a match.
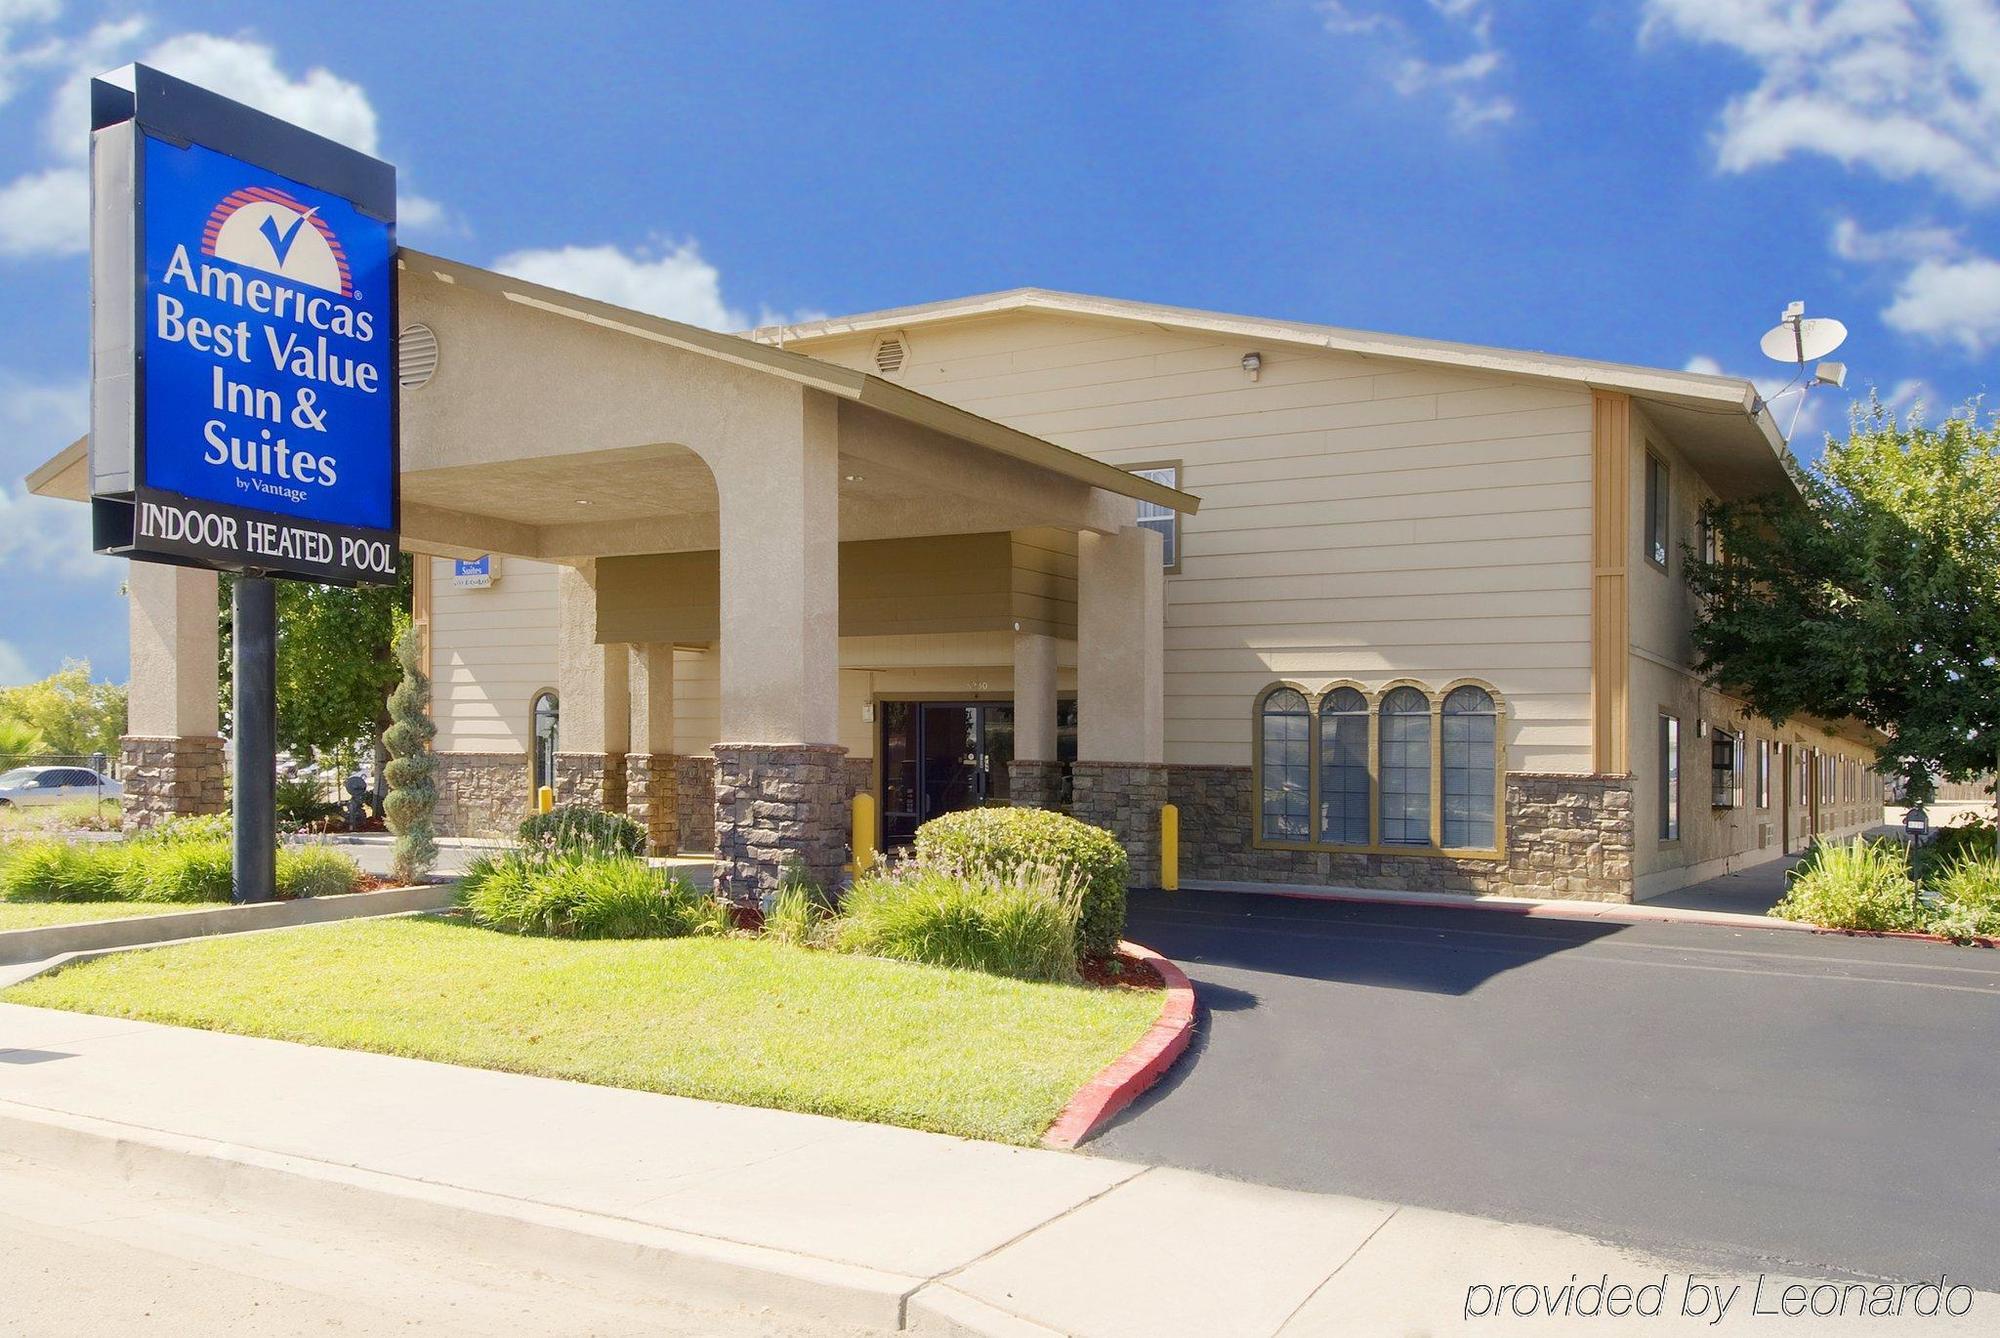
[1881,253,2000,352]
[0,16,449,256]
[492,240,748,330]
[0,0,62,108]
[1317,0,1514,133]
[0,638,33,686]
[0,372,114,583]
[1830,215,1964,264]
[1642,0,2000,203]
[0,162,83,255]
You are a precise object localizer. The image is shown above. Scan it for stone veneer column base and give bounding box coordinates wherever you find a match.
[713,743,851,908]
[1071,761,1169,887]
[434,753,532,838]
[119,735,226,831]
[554,752,627,813]
[1007,759,1066,811]
[624,752,681,854]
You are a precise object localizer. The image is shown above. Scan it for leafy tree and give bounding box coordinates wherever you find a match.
[219,557,413,775]
[0,661,127,758]
[383,621,438,882]
[1686,397,2000,802]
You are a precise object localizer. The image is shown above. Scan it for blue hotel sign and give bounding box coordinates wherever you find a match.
[89,66,399,585]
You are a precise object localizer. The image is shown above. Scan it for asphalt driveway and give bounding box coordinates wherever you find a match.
[1095,888,2000,1289]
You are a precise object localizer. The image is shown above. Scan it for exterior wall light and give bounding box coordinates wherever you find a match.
[1242,351,1263,381]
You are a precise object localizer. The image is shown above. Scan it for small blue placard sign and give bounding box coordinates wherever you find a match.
[90,65,399,586]
[452,555,493,588]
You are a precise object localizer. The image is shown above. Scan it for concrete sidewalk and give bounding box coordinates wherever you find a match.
[0,1000,1990,1335]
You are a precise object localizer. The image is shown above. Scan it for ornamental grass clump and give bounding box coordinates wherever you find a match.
[276,845,363,900]
[459,850,727,940]
[517,803,646,857]
[0,839,126,902]
[0,831,358,905]
[835,860,1083,983]
[1925,855,2000,942]
[912,807,1128,959]
[1772,837,1923,933]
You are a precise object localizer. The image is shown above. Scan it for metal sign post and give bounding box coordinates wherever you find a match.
[232,575,277,902]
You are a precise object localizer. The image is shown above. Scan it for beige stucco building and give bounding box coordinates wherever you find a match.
[31,262,1885,903]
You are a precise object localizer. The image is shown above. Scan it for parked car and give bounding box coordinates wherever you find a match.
[0,766,124,807]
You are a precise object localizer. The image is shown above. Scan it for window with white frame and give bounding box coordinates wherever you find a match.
[1130,464,1181,569]
[1757,738,1772,809]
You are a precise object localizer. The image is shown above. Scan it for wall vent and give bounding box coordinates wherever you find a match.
[873,333,907,375]
[1758,822,1772,850]
[399,323,440,389]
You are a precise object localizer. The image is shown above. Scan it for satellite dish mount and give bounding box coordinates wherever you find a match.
[1759,301,1849,438]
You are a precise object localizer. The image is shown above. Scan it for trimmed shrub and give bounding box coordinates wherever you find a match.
[835,863,1082,983]
[277,846,363,900]
[1773,837,1923,933]
[275,776,337,827]
[912,807,1128,959]
[1926,854,2000,941]
[0,840,126,902]
[459,851,726,939]
[517,804,647,858]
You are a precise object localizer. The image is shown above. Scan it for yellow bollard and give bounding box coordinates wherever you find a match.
[851,792,878,880]
[537,785,554,814]
[1159,802,1180,891]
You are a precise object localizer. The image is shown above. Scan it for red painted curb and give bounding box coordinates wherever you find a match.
[1042,940,1195,1150]
[1804,925,2000,949]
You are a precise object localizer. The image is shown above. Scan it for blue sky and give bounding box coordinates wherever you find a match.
[1,0,1995,685]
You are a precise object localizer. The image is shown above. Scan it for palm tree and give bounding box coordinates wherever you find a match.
[0,715,46,761]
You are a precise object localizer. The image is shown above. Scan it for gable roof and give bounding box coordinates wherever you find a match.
[749,287,1802,499]
[397,256,1198,514]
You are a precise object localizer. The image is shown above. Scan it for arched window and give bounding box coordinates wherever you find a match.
[531,691,559,798]
[1442,685,1499,849]
[1378,686,1432,846]
[1318,687,1370,846]
[1259,688,1311,842]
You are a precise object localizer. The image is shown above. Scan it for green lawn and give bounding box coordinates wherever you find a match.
[0,900,177,929]
[3,916,1165,1144]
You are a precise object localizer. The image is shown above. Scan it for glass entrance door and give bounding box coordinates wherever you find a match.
[880,701,1017,845]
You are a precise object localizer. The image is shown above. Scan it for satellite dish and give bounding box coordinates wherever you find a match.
[1760,306,1848,365]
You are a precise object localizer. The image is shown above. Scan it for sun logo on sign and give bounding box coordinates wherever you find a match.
[201,186,353,297]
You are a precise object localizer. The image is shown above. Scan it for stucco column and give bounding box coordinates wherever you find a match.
[626,642,679,854]
[121,561,224,829]
[1074,524,1168,884]
[1011,630,1063,810]
[711,388,847,904]
[555,561,629,811]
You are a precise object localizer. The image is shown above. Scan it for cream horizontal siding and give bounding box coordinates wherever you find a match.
[803,313,1596,772]
[429,558,559,754]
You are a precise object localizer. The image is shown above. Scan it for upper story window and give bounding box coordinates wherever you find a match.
[1130,464,1181,571]
[1645,451,1670,569]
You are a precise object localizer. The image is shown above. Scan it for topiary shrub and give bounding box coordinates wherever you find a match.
[913,807,1128,958]
[1773,837,1922,933]
[276,846,362,900]
[458,850,727,939]
[383,624,438,883]
[517,803,646,857]
[834,862,1081,982]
